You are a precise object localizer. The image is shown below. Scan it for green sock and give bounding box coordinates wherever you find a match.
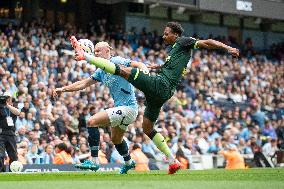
[152,133,174,160]
[85,53,116,74]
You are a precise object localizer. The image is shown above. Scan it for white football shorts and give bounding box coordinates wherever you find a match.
[106,106,138,131]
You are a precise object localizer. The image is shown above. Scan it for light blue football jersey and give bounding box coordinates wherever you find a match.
[92,56,138,109]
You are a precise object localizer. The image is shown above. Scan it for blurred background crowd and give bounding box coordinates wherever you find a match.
[0,19,283,169]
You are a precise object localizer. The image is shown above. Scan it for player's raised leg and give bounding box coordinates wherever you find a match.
[71,36,148,84]
[70,36,119,74]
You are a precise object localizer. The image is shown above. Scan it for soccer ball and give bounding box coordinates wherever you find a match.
[10,161,23,173]
[78,39,94,55]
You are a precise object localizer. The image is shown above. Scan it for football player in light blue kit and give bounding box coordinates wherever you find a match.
[53,41,148,174]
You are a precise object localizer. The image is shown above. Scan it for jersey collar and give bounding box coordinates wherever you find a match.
[172,37,180,48]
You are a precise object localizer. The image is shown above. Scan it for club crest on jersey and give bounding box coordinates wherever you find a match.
[166,56,171,62]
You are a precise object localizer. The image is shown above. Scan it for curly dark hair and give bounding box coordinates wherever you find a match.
[55,142,71,154]
[166,22,184,36]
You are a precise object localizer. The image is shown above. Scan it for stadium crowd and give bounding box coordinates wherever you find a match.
[0,19,283,169]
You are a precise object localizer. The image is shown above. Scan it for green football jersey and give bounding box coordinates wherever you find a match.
[159,36,197,88]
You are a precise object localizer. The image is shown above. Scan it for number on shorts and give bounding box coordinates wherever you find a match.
[116,110,122,115]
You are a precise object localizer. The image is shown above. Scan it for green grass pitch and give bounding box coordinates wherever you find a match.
[1,168,284,189]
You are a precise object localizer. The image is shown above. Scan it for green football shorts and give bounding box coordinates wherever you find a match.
[128,68,174,122]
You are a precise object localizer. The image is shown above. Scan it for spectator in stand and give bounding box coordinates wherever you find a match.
[53,143,73,164]
[219,144,246,169]
[262,120,277,139]
[142,136,161,160]
[15,111,27,131]
[131,143,149,172]
[262,138,278,157]
[77,143,90,163]
[110,144,124,163]
[26,112,35,131]
[46,125,56,143]
[17,143,28,165]
[99,142,109,164]
[41,144,54,164]
[251,142,271,167]
[16,126,28,143]
[27,145,41,164]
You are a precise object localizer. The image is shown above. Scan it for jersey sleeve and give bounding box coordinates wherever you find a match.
[178,37,198,50]
[111,56,131,67]
[91,69,103,82]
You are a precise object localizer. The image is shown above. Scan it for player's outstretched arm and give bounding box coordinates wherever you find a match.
[197,39,240,57]
[52,77,96,98]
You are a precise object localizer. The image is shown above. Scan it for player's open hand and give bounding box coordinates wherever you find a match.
[52,88,64,99]
[228,47,240,57]
[147,63,162,70]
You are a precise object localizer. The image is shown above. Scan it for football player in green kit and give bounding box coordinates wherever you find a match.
[70,22,239,174]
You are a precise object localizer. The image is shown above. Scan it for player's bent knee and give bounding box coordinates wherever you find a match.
[142,127,152,136]
[87,118,97,127]
[112,136,123,144]
[144,131,151,137]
